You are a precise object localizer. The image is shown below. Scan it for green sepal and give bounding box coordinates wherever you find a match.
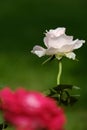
[42,55,55,65]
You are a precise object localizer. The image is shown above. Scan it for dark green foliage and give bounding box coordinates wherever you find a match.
[46,84,79,106]
[0,122,8,130]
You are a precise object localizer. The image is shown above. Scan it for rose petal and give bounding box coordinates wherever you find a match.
[44,34,73,49]
[73,40,85,49]
[31,45,46,57]
[45,27,66,38]
[59,44,75,52]
[65,52,76,60]
[46,47,58,55]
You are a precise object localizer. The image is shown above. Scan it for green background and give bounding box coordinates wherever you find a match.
[0,0,87,130]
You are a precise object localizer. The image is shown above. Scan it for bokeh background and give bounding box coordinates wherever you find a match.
[0,0,87,130]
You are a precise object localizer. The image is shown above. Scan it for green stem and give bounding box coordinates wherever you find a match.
[57,61,62,85]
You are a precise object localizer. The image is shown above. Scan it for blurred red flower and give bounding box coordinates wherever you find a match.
[0,87,66,130]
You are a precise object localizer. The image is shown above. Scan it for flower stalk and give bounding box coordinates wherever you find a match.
[57,61,62,85]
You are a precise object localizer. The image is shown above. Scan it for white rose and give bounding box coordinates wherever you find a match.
[31,27,85,60]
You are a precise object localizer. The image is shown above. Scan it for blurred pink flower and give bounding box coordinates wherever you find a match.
[0,87,66,130]
[31,27,85,60]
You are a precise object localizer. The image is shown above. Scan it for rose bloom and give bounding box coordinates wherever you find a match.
[31,27,85,60]
[0,87,66,130]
